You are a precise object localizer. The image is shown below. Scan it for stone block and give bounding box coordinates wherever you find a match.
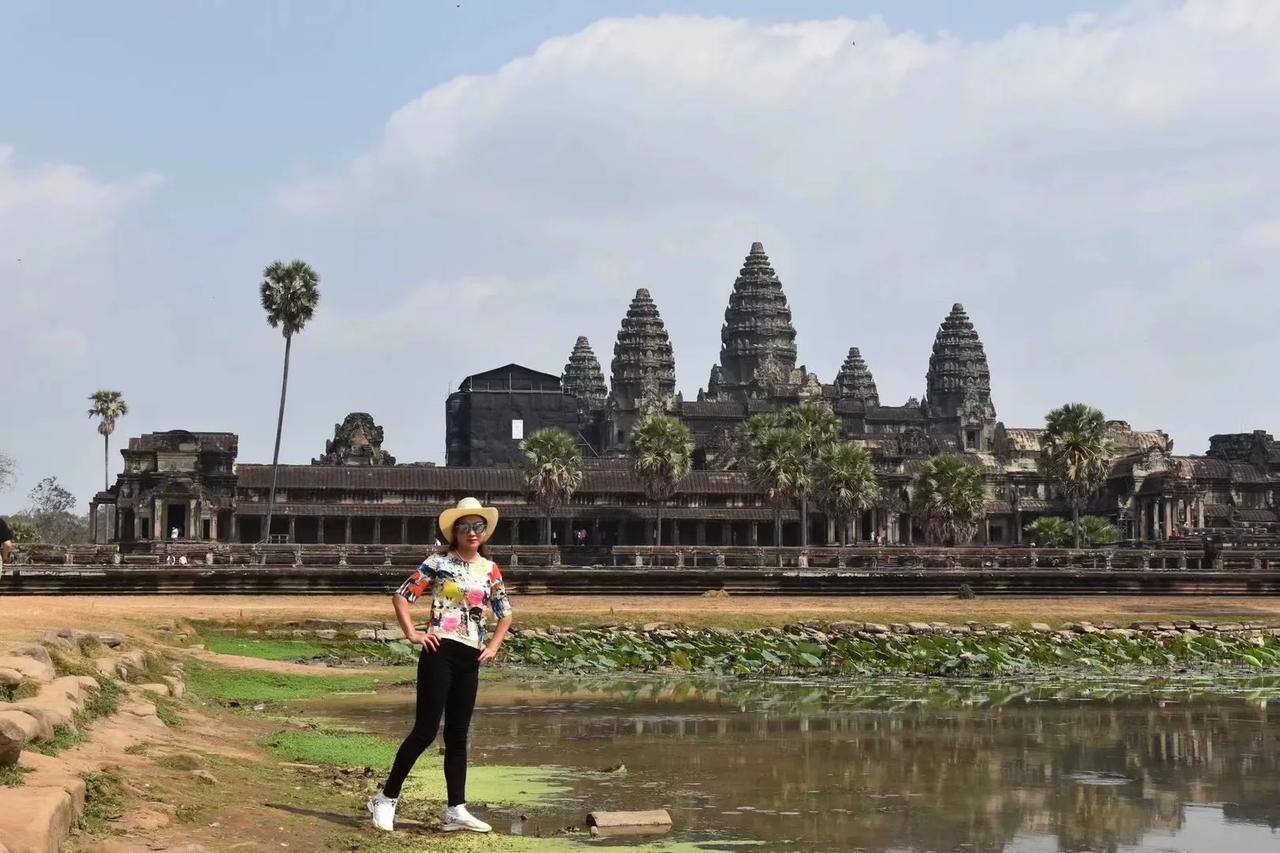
[12,694,75,729]
[71,676,99,695]
[0,711,41,747]
[0,715,25,765]
[1,709,51,742]
[315,630,338,641]
[118,650,146,670]
[162,676,185,699]
[907,622,933,634]
[36,633,72,652]
[374,628,405,642]
[18,753,86,814]
[6,647,53,670]
[0,657,54,685]
[0,669,21,688]
[46,678,86,704]
[137,683,171,698]
[0,786,73,853]
[1030,623,1052,633]
[355,629,377,641]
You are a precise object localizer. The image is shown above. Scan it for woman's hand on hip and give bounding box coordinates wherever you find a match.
[478,643,500,664]
[408,630,440,651]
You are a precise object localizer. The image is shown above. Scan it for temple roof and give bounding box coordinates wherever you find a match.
[609,288,676,411]
[834,347,879,406]
[710,241,799,396]
[561,336,607,412]
[924,303,994,419]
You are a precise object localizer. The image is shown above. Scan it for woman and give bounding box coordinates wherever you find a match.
[367,497,513,833]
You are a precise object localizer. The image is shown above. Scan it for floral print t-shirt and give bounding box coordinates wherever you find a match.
[395,553,512,650]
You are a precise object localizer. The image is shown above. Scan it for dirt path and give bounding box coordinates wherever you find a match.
[3,594,1280,643]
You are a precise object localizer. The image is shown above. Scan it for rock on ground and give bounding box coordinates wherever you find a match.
[0,786,73,853]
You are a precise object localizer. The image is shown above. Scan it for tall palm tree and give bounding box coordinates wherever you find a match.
[87,390,128,491]
[1041,403,1112,549]
[777,404,841,546]
[627,414,693,546]
[260,260,320,542]
[744,424,807,546]
[911,454,986,546]
[813,442,880,545]
[520,428,584,545]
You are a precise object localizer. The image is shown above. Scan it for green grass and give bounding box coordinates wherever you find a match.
[85,676,121,718]
[47,648,99,678]
[26,677,121,756]
[184,661,384,703]
[201,632,332,661]
[261,728,399,769]
[153,695,183,728]
[0,679,41,703]
[78,768,126,834]
[123,741,151,756]
[0,765,32,787]
[28,722,83,756]
[77,634,103,657]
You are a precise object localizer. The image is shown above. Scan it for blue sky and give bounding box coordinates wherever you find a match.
[4,0,1279,513]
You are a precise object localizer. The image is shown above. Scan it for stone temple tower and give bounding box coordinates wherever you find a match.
[607,288,676,449]
[924,303,997,451]
[834,347,879,407]
[707,242,798,400]
[561,336,607,413]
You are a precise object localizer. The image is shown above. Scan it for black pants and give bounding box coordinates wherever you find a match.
[383,639,480,804]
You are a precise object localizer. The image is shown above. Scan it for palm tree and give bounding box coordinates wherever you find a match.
[1079,515,1120,547]
[519,428,584,545]
[1023,516,1071,547]
[911,454,986,546]
[813,442,879,545]
[1041,403,1112,549]
[744,425,807,546]
[87,390,128,490]
[627,414,693,546]
[777,404,841,546]
[260,260,320,542]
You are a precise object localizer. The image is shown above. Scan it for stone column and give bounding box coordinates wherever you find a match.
[190,499,199,539]
[1139,503,1148,542]
[209,513,219,542]
[870,507,879,541]
[591,519,601,546]
[401,518,409,545]
[511,519,521,546]
[906,516,914,546]
[826,518,836,545]
[229,513,238,543]
[696,521,707,546]
[749,522,759,546]
[1163,500,1173,539]
[1197,500,1205,529]
[317,516,325,544]
[288,515,296,544]
[344,517,352,545]
[153,498,163,539]
[373,517,382,545]
[89,503,98,544]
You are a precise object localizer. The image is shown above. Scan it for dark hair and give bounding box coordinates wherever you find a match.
[435,540,490,559]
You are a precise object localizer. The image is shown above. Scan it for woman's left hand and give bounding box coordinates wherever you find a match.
[478,644,500,664]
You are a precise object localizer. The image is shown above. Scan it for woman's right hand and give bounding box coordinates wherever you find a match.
[408,630,440,651]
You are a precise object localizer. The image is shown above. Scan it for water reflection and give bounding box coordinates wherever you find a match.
[303,675,1280,852]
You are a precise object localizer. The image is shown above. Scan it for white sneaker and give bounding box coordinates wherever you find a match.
[367,791,397,831]
[443,804,492,833]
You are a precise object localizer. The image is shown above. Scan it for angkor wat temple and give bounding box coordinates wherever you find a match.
[93,242,1279,548]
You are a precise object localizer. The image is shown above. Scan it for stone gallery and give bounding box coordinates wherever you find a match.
[94,243,1279,548]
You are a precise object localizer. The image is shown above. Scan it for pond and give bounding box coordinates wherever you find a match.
[302,673,1280,852]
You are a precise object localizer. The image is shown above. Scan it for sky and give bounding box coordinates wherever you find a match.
[3,0,1279,514]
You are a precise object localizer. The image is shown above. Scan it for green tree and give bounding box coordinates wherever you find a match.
[87,390,128,491]
[6,518,39,543]
[813,442,880,545]
[519,428,584,545]
[260,260,321,542]
[743,422,807,546]
[1041,403,1112,549]
[17,477,87,545]
[627,414,693,547]
[1079,515,1120,547]
[776,404,841,546]
[1023,516,1071,547]
[911,454,987,546]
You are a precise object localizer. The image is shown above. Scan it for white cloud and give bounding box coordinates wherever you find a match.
[269,1,1280,457]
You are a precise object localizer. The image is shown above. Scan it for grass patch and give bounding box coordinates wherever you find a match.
[123,652,176,685]
[79,767,126,834]
[124,741,151,756]
[173,803,202,824]
[156,752,203,771]
[184,661,383,703]
[200,632,331,661]
[28,723,83,756]
[153,695,183,728]
[85,676,121,718]
[48,648,98,678]
[0,765,31,787]
[261,728,399,769]
[27,677,121,756]
[0,679,41,702]
[77,634,103,657]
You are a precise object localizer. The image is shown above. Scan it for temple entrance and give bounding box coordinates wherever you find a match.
[165,503,187,539]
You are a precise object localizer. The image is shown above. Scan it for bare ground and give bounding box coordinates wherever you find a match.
[4,593,1280,642]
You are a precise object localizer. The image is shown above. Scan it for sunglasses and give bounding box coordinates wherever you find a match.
[452,520,487,536]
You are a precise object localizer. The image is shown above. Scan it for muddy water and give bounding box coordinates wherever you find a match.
[304,674,1280,851]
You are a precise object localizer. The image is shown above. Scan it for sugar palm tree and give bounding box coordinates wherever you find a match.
[260,260,320,542]
[777,404,841,546]
[1079,515,1120,547]
[1023,516,1071,547]
[911,454,986,546]
[813,442,880,545]
[520,428,584,545]
[87,390,128,491]
[744,424,807,546]
[627,414,693,546]
[1041,403,1112,549]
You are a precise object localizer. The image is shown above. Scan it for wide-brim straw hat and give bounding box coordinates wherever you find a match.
[438,497,499,544]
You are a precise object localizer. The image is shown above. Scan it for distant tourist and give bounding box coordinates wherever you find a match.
[367,497,512,835]
[170,526,180,541]
[0,515,12,579]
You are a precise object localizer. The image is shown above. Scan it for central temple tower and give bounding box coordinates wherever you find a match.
[706,242,799,401]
